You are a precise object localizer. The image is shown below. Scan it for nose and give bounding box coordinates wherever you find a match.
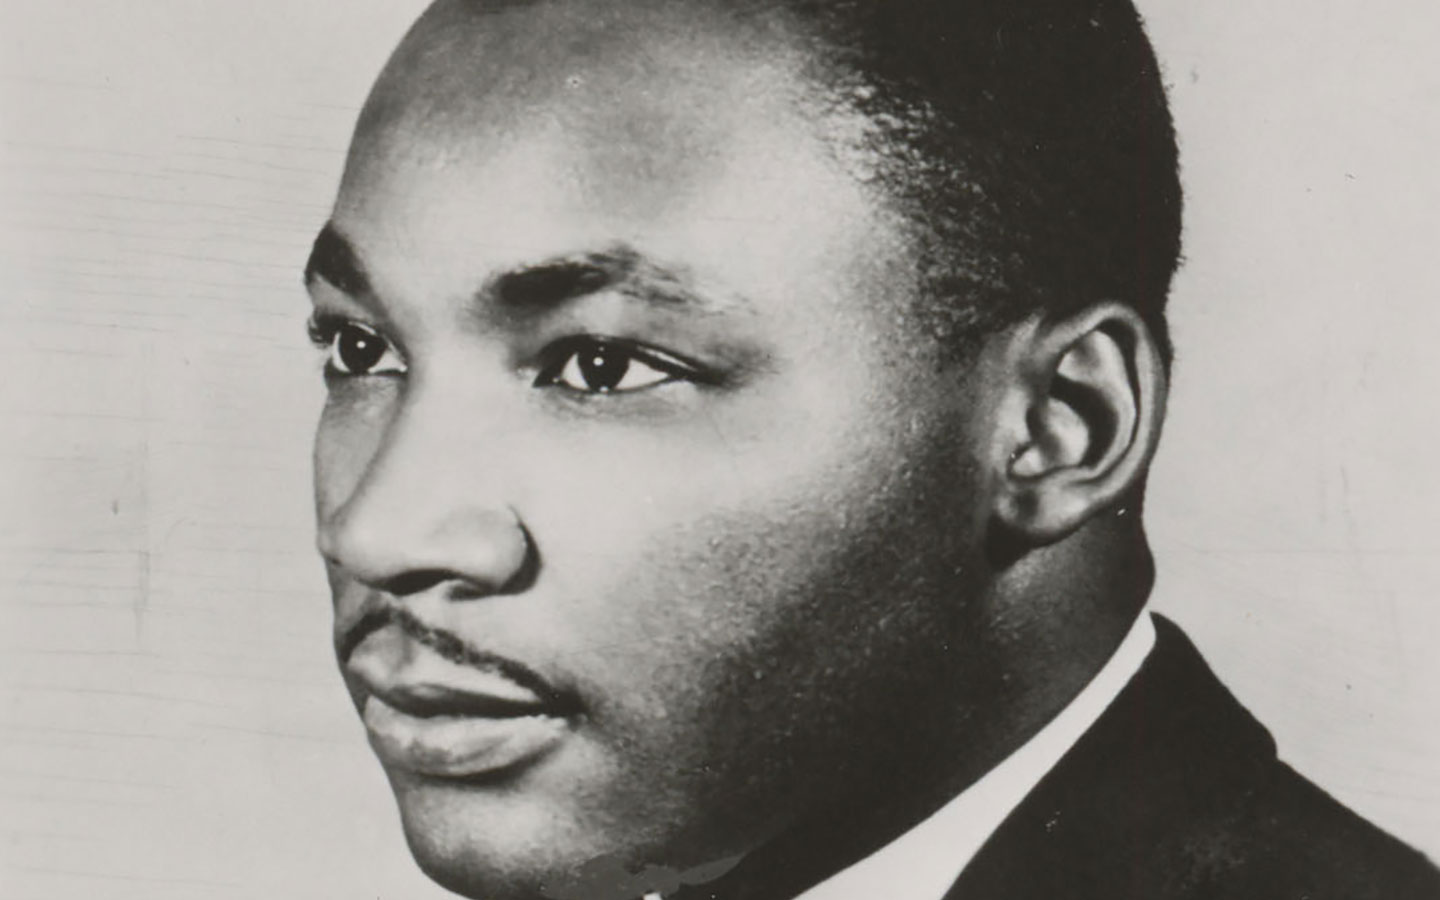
[316,402,532,599]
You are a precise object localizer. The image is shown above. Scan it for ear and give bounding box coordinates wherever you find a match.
[990,303,1167,545]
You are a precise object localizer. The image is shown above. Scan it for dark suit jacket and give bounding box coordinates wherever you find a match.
[948,615,1440,899]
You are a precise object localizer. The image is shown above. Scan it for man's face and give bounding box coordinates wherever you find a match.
[311,2,991,896]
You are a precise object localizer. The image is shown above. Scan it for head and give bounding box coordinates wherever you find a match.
[307,1,1179,897]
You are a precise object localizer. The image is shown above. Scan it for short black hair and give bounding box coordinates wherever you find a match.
[782,0,1183,365]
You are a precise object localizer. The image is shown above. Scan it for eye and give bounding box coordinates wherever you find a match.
[308,316,406,377]
[535,337,701,394]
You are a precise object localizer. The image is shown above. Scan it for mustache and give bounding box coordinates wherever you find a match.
[338,605,570,708]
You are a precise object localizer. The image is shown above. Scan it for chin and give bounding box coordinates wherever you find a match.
[389,764,689,900]
[406,843,537,900]
[385,763,757,900]
[385,773,565,900]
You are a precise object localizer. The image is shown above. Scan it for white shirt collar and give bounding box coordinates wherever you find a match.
[788,611,1157,900]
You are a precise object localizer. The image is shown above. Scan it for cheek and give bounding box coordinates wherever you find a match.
[532,416,980,840]
[652,447,974,712]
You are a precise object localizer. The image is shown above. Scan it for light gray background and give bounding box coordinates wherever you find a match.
[1,1,1436,897]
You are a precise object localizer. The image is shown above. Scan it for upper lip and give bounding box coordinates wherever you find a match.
[340,605,577,718]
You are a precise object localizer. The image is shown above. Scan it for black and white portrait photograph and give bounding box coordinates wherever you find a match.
[2,1,1438,898]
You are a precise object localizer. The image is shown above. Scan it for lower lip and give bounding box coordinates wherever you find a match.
[362,695,571,778]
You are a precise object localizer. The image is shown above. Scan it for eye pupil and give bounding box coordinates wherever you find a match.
[338,324,386,373]
[577,343,629,392]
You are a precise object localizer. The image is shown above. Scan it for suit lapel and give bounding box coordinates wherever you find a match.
[946,615,1278,900]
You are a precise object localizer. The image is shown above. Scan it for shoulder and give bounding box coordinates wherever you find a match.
[953,616,1440,900]
[1157,754,1440,899]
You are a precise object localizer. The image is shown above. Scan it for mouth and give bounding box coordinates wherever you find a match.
[342,609,579,779]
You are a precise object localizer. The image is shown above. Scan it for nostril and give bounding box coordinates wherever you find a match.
[501,531,541,594]
[380,569,455,597]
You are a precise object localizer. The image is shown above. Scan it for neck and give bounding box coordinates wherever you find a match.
[989,515,1154,724]
[676,521,1155,900]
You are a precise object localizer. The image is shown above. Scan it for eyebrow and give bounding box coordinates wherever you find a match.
[489,246,733,316]
[304,224,741,315]
[304,223,371,297]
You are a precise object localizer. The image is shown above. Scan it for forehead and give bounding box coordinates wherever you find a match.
[330,0,915,324]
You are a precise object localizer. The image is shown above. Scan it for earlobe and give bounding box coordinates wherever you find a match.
[993,304,1167,545]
